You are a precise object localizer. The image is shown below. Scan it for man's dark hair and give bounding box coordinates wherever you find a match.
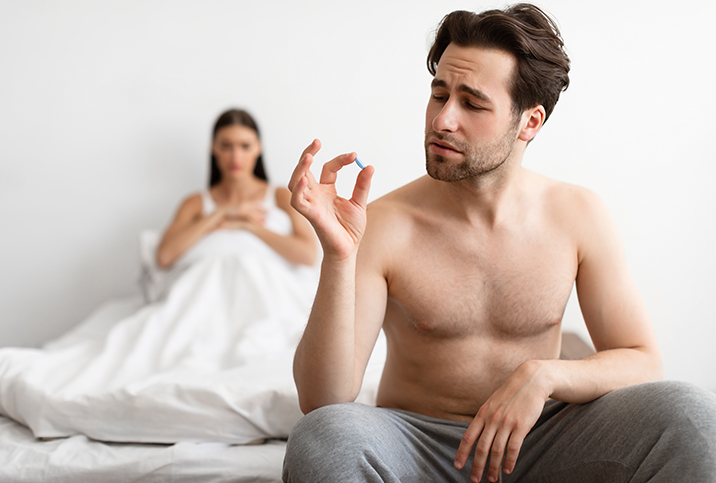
[427,3,570,122]
[209,108,268,187]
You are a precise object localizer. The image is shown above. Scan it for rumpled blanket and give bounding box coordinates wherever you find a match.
[0,230,323,444]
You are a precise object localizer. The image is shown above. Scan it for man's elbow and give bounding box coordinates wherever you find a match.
[296,382,361,415]
[297,391,357,415]
[638,344,664,382]
[297,394,333,415]
[298,398,321,415]
[649,354,665,382]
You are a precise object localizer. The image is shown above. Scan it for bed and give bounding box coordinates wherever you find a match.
[0,230,594,482]
[0,293,388,482]
[0,328,590,482]
[0,225,367,481]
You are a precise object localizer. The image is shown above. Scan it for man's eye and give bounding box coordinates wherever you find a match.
[432,94,447,102]
[466,102,484,111]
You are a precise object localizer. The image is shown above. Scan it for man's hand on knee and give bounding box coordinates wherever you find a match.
[454,361,551,482]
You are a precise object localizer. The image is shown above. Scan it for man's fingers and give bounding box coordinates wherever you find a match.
[319,152,357,185]
[301,138,321,159]
[485,429,511,482]
[288,151,316,192]
[290,175,311,214]
[288,139,320,192]
[470,425,498,482]
[502,426,529,475]
[454,420,483,470]
[350,165,374,208]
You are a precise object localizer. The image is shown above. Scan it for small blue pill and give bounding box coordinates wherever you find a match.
[355,157,366,170]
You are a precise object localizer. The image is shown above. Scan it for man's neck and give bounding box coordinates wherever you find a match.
[434,155,528,228]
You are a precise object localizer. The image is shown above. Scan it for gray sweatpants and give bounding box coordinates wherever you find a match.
[283,381,716,482]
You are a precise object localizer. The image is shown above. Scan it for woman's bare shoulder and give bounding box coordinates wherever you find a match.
[274,186,291,206]
[181,192,204,209]
[173,192,204,220]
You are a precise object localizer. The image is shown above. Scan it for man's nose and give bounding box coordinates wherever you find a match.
[432,101,459,133]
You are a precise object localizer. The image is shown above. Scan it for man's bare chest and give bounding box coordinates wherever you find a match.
[385,230,577,339]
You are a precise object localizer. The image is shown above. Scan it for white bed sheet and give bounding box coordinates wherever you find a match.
[0,414,286,483]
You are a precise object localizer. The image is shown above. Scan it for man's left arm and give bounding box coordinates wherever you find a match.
[455,188,662,482]
[556,188,663,401]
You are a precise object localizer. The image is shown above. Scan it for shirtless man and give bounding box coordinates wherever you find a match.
[282,5,716,482]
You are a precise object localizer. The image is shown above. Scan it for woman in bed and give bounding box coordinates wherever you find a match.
[157,109,316,269]
[0,109,320,445]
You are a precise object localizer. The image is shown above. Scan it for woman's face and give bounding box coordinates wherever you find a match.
[212,125,262,181]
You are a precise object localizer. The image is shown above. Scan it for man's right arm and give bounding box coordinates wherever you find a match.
[288,140,386,414]
[292,244,388,413]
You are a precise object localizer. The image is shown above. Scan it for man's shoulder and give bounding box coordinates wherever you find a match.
[362,177,429,249]
[529,173,614,244]
[529,172,603,215]
[369,176,427,213]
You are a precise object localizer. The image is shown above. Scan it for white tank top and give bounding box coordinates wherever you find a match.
[176,186,293,267]
[199,186,292,236]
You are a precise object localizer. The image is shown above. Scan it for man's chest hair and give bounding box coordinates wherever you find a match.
[386,232,576,339]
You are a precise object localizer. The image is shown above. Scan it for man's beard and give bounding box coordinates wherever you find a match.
[425,119,521,182]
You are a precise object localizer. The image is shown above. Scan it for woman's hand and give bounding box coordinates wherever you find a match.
[216,202,266,230]
[288,139,374,261]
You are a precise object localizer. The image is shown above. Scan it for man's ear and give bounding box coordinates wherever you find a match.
[518,105,546,142]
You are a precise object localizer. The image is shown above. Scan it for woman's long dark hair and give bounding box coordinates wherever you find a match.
[209,109,268,187]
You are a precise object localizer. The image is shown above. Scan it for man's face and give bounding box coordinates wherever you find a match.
[425,43,521,182]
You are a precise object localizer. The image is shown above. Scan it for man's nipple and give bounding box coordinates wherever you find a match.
[415,322,432,332]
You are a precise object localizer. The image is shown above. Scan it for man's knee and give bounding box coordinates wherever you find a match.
[282,403,385,482]
[650,381,716,462]
[620,380,716,427]
[612,380,716,476]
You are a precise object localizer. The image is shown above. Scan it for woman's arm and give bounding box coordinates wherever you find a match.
[156,194,224,268]
[238,188,318,266]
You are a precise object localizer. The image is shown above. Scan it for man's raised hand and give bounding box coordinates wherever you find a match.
[288,139,374,261]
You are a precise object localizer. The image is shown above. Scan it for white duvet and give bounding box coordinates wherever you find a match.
[0,226,386,445]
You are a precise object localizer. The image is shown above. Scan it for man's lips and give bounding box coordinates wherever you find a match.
[428,137,462,155]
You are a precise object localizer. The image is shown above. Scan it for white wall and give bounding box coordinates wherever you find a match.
[1,1,714,391]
